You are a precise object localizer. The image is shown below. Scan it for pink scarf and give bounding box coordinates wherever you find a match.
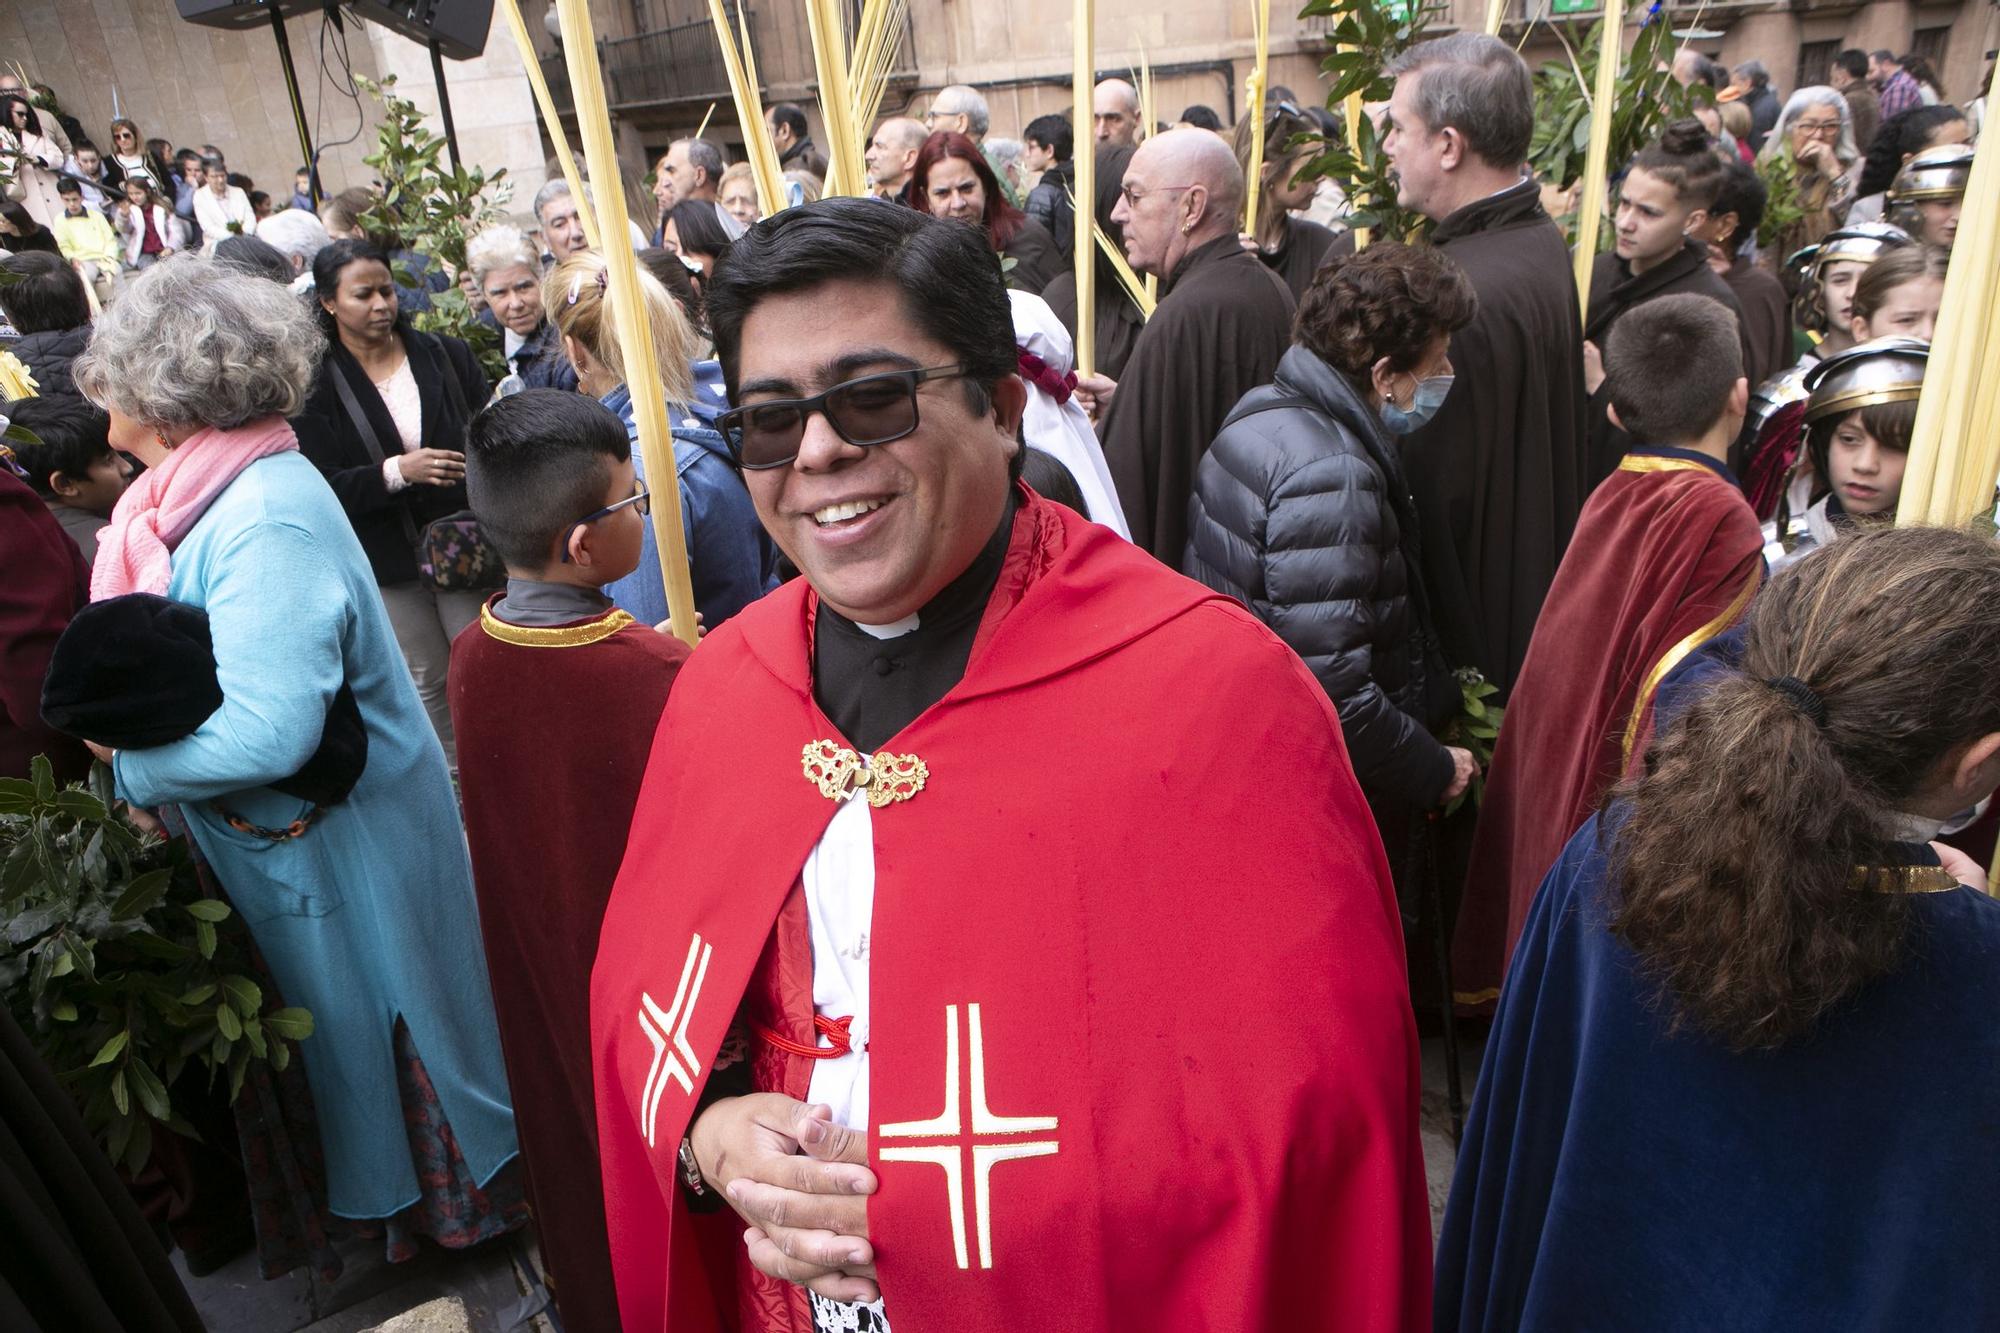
[91,416,298,601]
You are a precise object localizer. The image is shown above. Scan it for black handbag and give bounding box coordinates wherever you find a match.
[329,347,504,592]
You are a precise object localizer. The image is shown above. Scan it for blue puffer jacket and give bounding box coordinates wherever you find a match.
[600,383,780,630]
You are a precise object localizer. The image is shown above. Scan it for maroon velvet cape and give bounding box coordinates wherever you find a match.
[449,601,689,1333]
[0,468,89,783]
[1452,449,1764,1006]
[591,491,1431,1333]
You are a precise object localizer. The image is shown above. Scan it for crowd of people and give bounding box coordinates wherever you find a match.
[1,30,1998,1333]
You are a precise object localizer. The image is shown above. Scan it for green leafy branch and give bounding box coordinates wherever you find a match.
[0,757,314,1175]
[1294,0,1445,245]
[356,74,513,382]
[1527,6,1702,246]
[1439,668,1502,815]
[1755,146,1806,251]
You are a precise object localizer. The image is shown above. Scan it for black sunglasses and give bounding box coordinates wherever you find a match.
[717,363,966,470]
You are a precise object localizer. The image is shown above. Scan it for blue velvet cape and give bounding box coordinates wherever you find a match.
[1435,812,2000,1331]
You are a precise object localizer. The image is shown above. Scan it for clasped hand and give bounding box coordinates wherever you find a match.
[690,1092,881,1305]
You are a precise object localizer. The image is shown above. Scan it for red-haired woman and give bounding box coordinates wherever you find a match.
[908,130,1061,293]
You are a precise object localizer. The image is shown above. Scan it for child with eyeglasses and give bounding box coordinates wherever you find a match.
[448,387,692,1333]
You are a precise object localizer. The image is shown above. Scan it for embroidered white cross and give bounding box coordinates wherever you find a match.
[638,932,712,1148]
[877,1003,1059,1269]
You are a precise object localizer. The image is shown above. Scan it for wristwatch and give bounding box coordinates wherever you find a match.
[678,1135,708,1197]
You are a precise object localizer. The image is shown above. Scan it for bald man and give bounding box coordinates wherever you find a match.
[1094,79,1141,147]
[866,116,928,202]
[1083,128,1294,562]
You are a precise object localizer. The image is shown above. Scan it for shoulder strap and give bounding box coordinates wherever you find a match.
[329,360,388,466]
[432,336,473,430]
[1219,393,1318,432]
[329,359,422,547]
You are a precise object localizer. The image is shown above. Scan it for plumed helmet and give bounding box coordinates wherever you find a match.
[1802,336,1929,425]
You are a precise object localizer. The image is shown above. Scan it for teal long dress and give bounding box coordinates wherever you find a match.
[113,449,518,1219]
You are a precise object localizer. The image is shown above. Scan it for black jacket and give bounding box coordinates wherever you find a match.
[1185,344,1455,809]
[12,326,92,400]
[1024,162,1075,265]
[292,327,490,586]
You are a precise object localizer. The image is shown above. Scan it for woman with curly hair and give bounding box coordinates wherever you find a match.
[908,129,1061,292]
[1438,523,2000,1328]
[67,256,522,1256]
[1185,241,1477,905]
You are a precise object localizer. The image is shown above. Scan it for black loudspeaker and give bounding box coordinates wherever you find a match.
[346,0,494,61]
[176,0,493,62]
[175,0,324,29]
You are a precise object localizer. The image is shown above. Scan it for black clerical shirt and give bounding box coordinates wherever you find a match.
[812,495,1016,753]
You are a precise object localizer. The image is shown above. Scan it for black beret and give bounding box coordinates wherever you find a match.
[42,594,222,749]
[41,593,368,808]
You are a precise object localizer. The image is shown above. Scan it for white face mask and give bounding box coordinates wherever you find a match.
[1379,373,1454,435]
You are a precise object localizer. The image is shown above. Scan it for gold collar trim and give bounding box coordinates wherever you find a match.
[1617,455,1720,477]
[478,603,636,648]
[803,740,928,807]
[1854,864,1964,895]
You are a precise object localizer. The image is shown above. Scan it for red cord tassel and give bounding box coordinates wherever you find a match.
[754,1013,855,1060]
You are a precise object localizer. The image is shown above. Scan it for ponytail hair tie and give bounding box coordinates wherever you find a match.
[1765,675,1828,728]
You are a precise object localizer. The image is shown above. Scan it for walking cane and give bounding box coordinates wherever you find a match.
[1421,809,1465,1142]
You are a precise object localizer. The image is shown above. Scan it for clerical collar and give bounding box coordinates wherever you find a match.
[813,493,1018,753]
[492,577,616,628]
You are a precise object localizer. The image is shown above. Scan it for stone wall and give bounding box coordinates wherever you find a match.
[0,0,545,219]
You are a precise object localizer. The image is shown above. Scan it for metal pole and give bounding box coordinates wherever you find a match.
[269,7,319,208]
[430,40,462,172]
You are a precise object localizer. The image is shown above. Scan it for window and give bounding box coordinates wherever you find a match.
[1796,40,1839,94]
[1911,26,1952,83]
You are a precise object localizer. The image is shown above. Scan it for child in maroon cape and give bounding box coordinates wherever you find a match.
[450,389,692,1333]
[1454,294,1765,1007]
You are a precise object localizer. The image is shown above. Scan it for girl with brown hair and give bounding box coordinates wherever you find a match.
[1439,522,2000,1329]
[1844,241,1947,344]
[1231,102,1344,301]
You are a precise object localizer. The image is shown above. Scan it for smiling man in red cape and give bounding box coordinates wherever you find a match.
[588,200,1429,1332]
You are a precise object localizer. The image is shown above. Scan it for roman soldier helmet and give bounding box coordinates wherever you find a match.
[1886,144,1974,241]
[1803,337,1930,425]
[1810,221,1916,277]
[1789,222,1913,333]
[1800,336,1930,486]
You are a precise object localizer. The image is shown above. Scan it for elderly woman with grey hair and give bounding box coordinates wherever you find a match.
[70,255,523,1247]
[465,223,576,390]
[1758,86,1860,264]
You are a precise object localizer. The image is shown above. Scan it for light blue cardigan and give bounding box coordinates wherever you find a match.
[114,450,517,1219]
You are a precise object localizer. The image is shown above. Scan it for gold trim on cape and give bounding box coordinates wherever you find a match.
[1620,567,1763,764]
[478,602,636,648]
[802,740,928,807]
[1616,455,1717,477]
[1854,864,1964,895]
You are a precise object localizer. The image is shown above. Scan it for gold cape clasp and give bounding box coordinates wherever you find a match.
[802,740,928,807]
